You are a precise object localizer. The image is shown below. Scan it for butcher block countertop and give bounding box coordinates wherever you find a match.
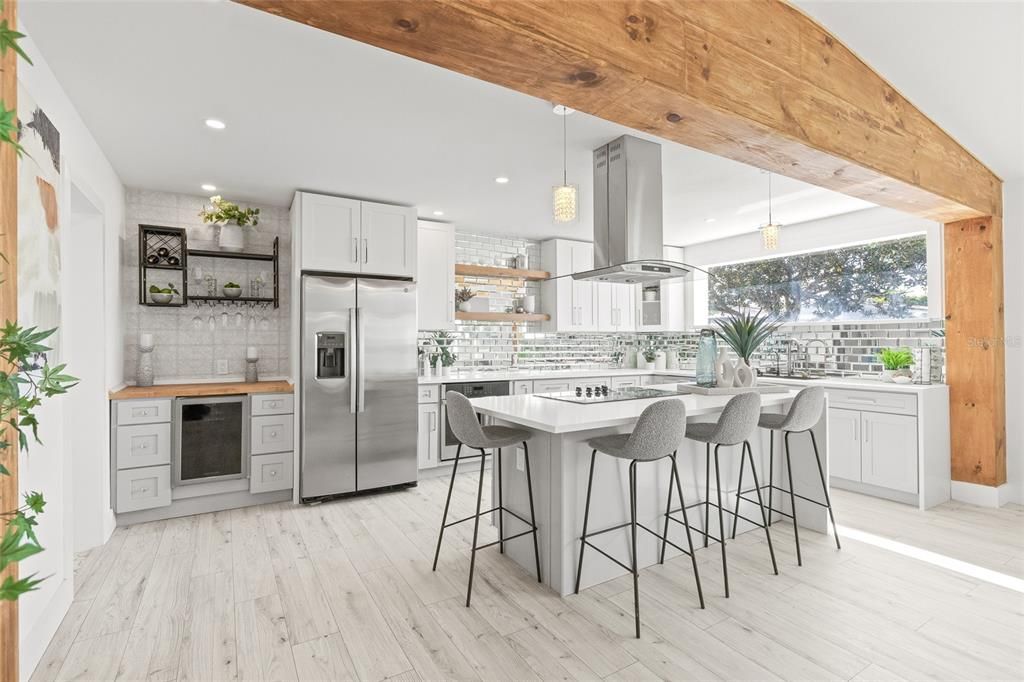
[109,380,293,400]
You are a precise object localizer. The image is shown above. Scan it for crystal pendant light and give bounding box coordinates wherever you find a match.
[552,105,577,223]
[759,172,781,250]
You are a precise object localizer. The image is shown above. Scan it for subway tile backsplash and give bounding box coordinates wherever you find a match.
[422,230,946,382]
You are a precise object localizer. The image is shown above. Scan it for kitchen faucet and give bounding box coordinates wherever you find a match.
[783,338,801,375]
[803,339,831,376]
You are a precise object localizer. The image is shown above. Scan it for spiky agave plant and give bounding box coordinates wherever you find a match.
[713,308,784,363]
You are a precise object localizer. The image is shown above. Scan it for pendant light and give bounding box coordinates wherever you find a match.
[552,104,578,223]
[759,172,781,250]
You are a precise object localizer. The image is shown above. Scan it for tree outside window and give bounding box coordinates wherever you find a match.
[708,235,928,322]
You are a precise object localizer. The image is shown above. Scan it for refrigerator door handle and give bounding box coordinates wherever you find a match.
[357,307,366,413]
[349,308,358,414]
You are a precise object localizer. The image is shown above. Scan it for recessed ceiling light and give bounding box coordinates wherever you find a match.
[705,218,716,223]
[495,176,510,184]
[432,210,444,216]
[204,118,226,130]
[201,184,217,192]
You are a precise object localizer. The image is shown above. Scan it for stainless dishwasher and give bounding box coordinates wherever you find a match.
[441,381,510,461]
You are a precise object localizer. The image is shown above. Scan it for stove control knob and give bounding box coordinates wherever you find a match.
[575,387,583,397]
[585,387,593,397]
[602,385,609,396]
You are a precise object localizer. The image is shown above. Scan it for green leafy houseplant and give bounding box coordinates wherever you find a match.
[0,8,78,601]
[199,195,260,227]
[713,308,783,363]
[641,347,657,363]
[878,347,914,370]
[433,331,457,368]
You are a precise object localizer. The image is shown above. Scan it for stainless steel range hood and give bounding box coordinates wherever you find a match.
[572,135,689,284]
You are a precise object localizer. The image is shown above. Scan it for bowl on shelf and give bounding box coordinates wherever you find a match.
[150,292,172,304]
[222,285,243,298]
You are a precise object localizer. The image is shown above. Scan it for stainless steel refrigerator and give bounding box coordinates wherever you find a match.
[300,274,418,501]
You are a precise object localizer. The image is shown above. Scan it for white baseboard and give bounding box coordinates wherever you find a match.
[20,577,73,681]
[950,480,1019,507]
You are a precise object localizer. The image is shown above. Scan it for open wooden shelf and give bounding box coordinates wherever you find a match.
[455,263,549,281]
[455,311,549,323]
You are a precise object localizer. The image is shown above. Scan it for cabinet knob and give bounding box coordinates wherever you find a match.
[270,431,278,438]
[140,443,148,449]
[138,487,148,493]
[269,470,277,477]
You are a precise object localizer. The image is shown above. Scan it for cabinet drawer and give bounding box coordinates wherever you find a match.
[533,380,572,394]
[610,376,641,389]
[250,452,294,493]
[116,423,171,470]
[251,415,294,455]
[512,380,533,395]
[116,465,171,513]
[115,399,172,425]
[250,393,294,416]
[418,384,440,403]
[827,389,917,416]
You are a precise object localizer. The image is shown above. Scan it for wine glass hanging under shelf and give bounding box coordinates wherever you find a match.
[188,297,277,308]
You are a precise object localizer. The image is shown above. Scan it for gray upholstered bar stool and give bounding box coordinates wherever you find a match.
[432,391,541,607]
[574,399,705,639]
[731,386,841,566]
[669,392,778,598]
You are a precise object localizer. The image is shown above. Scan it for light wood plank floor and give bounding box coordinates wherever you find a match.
[33,474,1024,681]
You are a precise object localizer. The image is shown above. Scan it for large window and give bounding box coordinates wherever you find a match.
[708,235,928,322]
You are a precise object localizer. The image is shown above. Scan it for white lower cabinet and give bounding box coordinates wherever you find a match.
[829,400,919,495]
[512,380,533,395]
[116,465,171,513]
[418,402,441,469]
[533,379,572,394]
[116,423,171,470]
[610,376,641,389]
[250,452,293,493]
[251,414,294,455]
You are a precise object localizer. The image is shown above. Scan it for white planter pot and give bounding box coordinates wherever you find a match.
[441,366,451,377]
[641,361,656,370]
[654,351,667,371]
[218,223,245,252]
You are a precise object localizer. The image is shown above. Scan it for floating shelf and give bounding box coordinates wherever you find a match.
[455,311,549,323]
[455,263,549,281]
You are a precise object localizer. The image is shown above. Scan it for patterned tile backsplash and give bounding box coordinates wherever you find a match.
[423,231,946,382]
[123,189,291,383]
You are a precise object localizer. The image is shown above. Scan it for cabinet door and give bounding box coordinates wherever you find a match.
[828,408,863,482]
[298,193,362,273]
[636,282,665,331]
[417,403,440,469]
[596,283,615,331]
[416,221,455,330]
[512,381,534,395]
[616,284,636,332]
[361,201,417,277]
[861,412,919,493]
[570,242,597,330]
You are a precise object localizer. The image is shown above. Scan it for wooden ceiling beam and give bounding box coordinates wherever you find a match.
[237,0,1001,222]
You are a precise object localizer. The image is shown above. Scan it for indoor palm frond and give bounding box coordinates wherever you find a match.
[713,308,783,362]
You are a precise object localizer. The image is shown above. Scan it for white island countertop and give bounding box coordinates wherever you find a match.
[471,387,802,434]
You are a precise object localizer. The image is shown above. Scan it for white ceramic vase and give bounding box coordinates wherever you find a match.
[734,359,755,387]
[654,351,667,371]
[441,366,451,377]
[715,348,731,386]
[218,222,245,252]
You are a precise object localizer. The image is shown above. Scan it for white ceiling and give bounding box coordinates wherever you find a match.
[22,0,882,246]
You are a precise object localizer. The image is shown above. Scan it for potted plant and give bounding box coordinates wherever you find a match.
[640,347,657,371]
[222,281,243,298]
[433,331,457,376]
[713,308,783,386]
[455,286,476,313]
[148,283,179,304]
[877,347,914,382]
[199,195,260,252]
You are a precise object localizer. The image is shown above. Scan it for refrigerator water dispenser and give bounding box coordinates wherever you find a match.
[316,332,346,378]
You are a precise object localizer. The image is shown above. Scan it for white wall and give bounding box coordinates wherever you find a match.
[1003,180,1023,505]
[16,28,125,678]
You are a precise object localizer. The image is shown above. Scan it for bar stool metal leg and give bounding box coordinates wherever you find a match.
[660,457,674,565]
[670,452,705,609]
[432,443,461,571]
[744,441,779,575]
[465,448,487,607]
[713,445,729,598]
[574,450,598,594]
[523,442,542,582]
[703,443,711,549]
[629,460,640,638]
[730,449,747,540]
[809,430,841,550]
[767,432,775,526]
[496,448,504,554]
[783,432,802,566]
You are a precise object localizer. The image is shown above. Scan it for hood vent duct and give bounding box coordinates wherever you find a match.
[572,135,689,284]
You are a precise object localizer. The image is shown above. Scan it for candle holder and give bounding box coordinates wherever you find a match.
[245,357,259,383]
[138,340,155,387]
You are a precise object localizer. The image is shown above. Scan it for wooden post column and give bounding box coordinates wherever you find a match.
[944,216,1007,487]
[0,0,18,678]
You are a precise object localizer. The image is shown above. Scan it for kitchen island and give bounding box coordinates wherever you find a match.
[470,388,831,596]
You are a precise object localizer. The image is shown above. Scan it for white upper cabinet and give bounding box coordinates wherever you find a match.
[542,239,597,332]
[417,220,455,330]
[297,193,361,273]
[293,192,416,277]
[597,282,636,332]
[361,200,417,277]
